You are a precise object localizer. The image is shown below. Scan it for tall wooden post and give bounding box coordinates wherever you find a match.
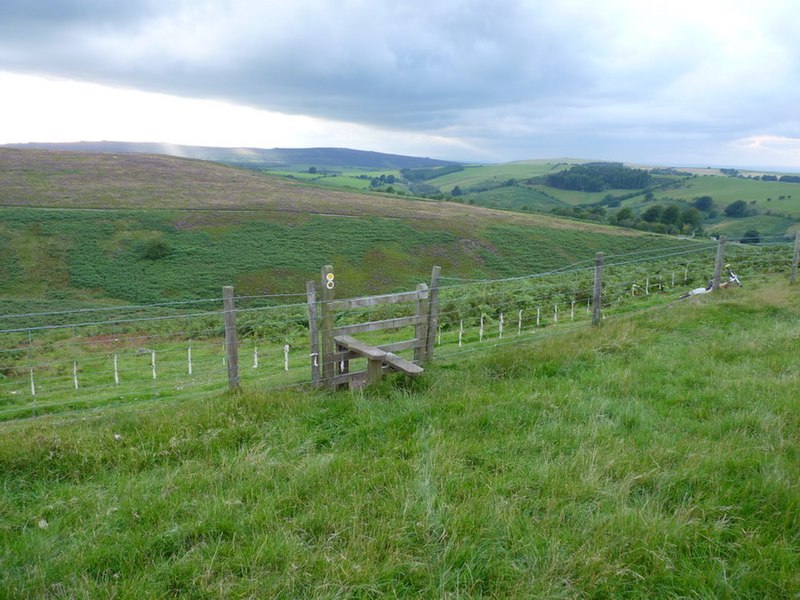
[592,252,604,326]
[425,266,441,363]
[414,283,429,364]
[320,265,336,388]
[223,286,239,390]
[791,231,800,284]
[712,236,726,291]
[306,280,321,386]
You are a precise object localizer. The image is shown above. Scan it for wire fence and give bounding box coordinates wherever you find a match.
[1,237,796,422]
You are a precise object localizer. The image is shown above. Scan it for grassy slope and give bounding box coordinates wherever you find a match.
[1,281,798,597]
[425,160,566,189]
[0,149,680,307]
[666,176,800,216]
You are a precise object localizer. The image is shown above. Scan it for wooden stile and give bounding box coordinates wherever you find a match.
[311,266,439,388]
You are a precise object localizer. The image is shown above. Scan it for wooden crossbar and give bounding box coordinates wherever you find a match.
[334,334,387,360]
[334,334,423,378]
[333,315,421,336]
[382,352,424,375]
[327,290,421,311]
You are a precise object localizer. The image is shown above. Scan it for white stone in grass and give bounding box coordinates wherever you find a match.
[113,433,123,442]
[38,519,49,529]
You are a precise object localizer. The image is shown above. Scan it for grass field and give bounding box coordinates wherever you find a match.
[1,280,798,597]
[664,175,800,216]
[423,160,567,190]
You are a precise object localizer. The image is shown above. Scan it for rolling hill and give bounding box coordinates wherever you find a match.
[8,143,798,240]
[0,148,688,308]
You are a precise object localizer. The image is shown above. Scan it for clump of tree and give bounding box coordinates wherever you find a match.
[545,163,651,192]
[370,174,397,187]
[140,237,173,260]
[608,203,703,234]
[741,228,760,244]
[693,195,714,212]
[724,199,757,218]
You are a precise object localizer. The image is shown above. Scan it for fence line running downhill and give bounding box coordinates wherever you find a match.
[1,235,798,422]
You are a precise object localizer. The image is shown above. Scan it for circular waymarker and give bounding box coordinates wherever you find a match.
[326,272,335,282]
[326,281,335,289]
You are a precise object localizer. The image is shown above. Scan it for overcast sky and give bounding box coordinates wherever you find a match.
[1,0,799,169]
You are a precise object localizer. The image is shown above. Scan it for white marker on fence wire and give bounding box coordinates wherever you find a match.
[253,347,259,368]
[438,325,442,346]
[587,298,591,314]
[459,320,463,347]
[222,344,226,366]
[554,304,558,323]
[114,354,120,385]
[284,345,290,372]
[646,277,650,296]
[499,313,504,339]
[537,308,541,327]
[30,368,35,397]
[571,301,575,321]
[479,314,485,342]
[518,310,522,335]
[311,353,319,368]
[73,361,78,390]
[151,351,157,380]
[187,347,192,375]
[684,266,689,283]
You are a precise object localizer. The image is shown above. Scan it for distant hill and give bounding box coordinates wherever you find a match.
[2,141,460,170]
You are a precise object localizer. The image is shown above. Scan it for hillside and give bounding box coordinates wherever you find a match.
[2,142,458,170]
[1,281,797,597]
[0,148,687,307]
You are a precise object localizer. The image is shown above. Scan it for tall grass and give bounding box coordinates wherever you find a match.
[1,280,798,597]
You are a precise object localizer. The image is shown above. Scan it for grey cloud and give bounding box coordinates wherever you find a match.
[1,0,799,166]
[0,1,603,128]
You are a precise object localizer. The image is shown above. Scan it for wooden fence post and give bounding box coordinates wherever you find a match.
[592,252,604,326]
[425,266,441,363]
[223,286,239,390]
[414,283,429,364]
[306,280,321,386]
[791,231,800,284]
[320,265,336,388]
[712,236,726,291]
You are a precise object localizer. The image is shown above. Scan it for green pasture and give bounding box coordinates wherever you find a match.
[661,175,800,215]
[455,186,565,211]
[706,214,798,239]
[424,160,566,190]
[1,279,798,597]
